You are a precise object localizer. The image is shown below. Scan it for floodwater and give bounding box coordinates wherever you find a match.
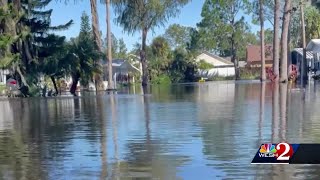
[1,81,320,179]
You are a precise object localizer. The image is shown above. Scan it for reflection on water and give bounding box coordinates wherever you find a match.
[2,81,320,179]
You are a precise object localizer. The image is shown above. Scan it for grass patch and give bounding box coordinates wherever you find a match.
[0,85,5,91]
[0,85,6,96]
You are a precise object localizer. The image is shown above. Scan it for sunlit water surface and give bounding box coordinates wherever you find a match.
[1,81,320,180]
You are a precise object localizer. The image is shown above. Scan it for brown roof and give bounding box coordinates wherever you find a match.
[246,45,273,62]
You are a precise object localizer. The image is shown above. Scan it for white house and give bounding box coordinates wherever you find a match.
[306,39,320,73]
[195,52,235,78]
[103,59,142,89]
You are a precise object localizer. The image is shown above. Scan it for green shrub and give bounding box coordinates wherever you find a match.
[239,67,260,80]
[28,84,41,97]
[0,85,6,96]
[0,85,5,91]
[198,59,214,70]
[151,74,172,85]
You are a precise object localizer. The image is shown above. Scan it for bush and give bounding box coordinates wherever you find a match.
[198,59,214,70]
[151,74,171,85]
[239,67,260,80]
[0,85,5,96]
[24,84,43,97]
[169,48,198,83]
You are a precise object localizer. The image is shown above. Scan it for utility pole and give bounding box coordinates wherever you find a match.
[300,0,307,85]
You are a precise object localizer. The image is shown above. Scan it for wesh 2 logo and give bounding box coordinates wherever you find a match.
[259,143,294,160]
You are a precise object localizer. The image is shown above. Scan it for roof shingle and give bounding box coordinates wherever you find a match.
[246,45,273,62]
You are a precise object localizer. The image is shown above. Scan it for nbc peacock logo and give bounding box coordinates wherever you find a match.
[258,144,277,158]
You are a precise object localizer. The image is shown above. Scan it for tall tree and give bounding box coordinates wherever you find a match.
[117,38,127,59]
[0,1,21,69]
[274,0,280,82]
[163,24,192,49]
[90,0,104,91]
[186,28,203,55]
[149,36,171,79]
[1,0,73,92]
[69,12,101,95]
[103,33,118,57]
[305,6,320,42]
[106,0,113,89]
[264,29,274,44]
[247,0,272,81]
[260,0,266,81]
[59,0,104,90]
[198,0,249,80]
[112,0,190,87]
[280,0,293,83]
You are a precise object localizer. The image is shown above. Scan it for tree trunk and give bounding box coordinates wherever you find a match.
[141,27,149,86]
[70,73,80,96]
[280,0,292,83]
[90,0,104,91]
[300,1,307,85]
[230,13,239,80]
[273,0,280,82]
[106,0,114,90]
[16,65,29,87]
[50,76,58,95]
[260,0,266,81]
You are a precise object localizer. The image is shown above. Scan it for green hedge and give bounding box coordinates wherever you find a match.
[239,67,260,80]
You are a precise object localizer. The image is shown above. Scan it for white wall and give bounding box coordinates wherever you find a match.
[197,67,235,78]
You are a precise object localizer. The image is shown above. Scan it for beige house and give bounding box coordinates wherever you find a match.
[195,52,235,78]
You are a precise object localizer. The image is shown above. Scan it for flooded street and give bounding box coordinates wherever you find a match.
[1,81,320,179]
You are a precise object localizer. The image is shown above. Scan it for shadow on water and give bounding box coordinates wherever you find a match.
[280,83,288,141]
[259,82,266,141]
[272,83,280,142]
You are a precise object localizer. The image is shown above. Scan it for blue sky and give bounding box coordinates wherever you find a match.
[47,0,263,51]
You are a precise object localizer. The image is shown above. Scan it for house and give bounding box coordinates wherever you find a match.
[305,39,320,75]
[291,48,314,73]
[246,45,273,68]
[103,59,142,88]
[195,52,235,78]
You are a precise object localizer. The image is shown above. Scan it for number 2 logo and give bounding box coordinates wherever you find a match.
[276,142,293,161]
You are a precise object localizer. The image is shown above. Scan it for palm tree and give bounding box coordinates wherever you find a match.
[60,0,105,90]
[273,0,280,82]
[90,0,105,91]
[112,0,190,88]
[90,0,103,52]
